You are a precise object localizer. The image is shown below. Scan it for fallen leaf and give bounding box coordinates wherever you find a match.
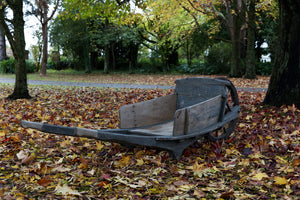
[253,173,269,181]
[190,161,204,177]
[115,154,130,167]
[136,159,144,166]
[21,153,36,164]
[55,184,81,196]
[16,150,28,160]
[96,141,104,150]
[87,168,95,176]
[78,157,88,169]
[274,176,288,185]
[52,165,71,173]
[37,176,52,187]
[220,191,234,199]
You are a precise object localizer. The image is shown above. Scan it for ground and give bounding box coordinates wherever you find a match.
[0,74,299,199]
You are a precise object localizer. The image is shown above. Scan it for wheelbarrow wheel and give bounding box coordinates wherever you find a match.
[207,78,239,142]
[206,118,238,141]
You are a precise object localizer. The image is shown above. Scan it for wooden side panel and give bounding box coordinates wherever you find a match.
[185,95,223,134]
[173,108,186,136]
[119,94,177,129]
[175,78,227,109]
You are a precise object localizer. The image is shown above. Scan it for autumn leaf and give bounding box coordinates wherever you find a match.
[115,154,130,167]
[136,159,144,166]
[17,151,36,165]
[78,157,88,169]
[189,161,205,177]
[52,165,71,173]
[96,141,104,150]
[55,183,81,196]
[274,176,288,185]
[253,172,269,181]
[37,176,52,187]
[38,162,53,174]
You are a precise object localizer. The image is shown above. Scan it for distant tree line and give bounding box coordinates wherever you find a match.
[0,0,299,106]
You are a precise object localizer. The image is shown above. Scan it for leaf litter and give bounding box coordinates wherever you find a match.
[0,79,299,199]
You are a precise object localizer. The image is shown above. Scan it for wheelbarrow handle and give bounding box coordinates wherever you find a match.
[20,120,99,139]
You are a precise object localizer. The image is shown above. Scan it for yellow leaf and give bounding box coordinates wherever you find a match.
[96,141,104,150]
[191,161,204,177]
[0,130,6,137]
[246,115,252,120]
[274,176,288,185]
[253,173,269,181]
[240,159,250,166]
[116,155,130,167]
[245,142,252,148]
[136,159,144,166]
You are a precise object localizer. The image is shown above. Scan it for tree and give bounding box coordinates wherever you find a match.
[30,0,60,76]
[59,0,144,73]
[0,24,7,60]
[180,0,247,77]
[0,0,31,99]
[139,0,195,71]
[264,0,300,107]
[30,30,43,71]
[244,0,256,79]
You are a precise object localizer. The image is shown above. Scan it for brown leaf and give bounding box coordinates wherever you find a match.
[78,157,89,169]
[21,153,36,164]
[220,191,234,199]
[37,176,52,187]
[38,162,53,174]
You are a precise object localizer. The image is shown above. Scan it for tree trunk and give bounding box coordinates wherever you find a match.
[264,0,300,107]
[4,0,31,99]
[111,43,116,71]
[228,0,245,77]
[230,13,242,77]
[40,16,48,76]
[129,42,139,73]
[83,41,91,73]
[245,0,256,79]
[104,44,110,74]
[0,25,7,61]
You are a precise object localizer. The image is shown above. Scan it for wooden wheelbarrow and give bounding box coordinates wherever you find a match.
[21,77,240,159]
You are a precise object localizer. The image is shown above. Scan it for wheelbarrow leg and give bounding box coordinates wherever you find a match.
[162,138,199,160]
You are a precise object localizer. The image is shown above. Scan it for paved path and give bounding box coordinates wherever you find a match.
[0,77,267,92]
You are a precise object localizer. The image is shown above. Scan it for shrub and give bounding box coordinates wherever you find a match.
[26,60,36,73]
[204,42,231,74]
[0,58,36,73]
[47,59,74,70]
[0,58,15,73]
[175,63,205,74]
[256,61,273,76]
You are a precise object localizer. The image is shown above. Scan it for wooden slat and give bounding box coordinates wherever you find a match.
[185,95,223,134]
[119,94,177,129]
[129,121,174,136]
[173,108,186,136]
[175,78,227,109]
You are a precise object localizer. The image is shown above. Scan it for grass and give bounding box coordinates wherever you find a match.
[0,69,270,88]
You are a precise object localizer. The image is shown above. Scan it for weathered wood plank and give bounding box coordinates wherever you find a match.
[185,95,224,134]
[129,121,174,136]
[173,108,186,136]
[119,94,177,129]
[175,78,227,109]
